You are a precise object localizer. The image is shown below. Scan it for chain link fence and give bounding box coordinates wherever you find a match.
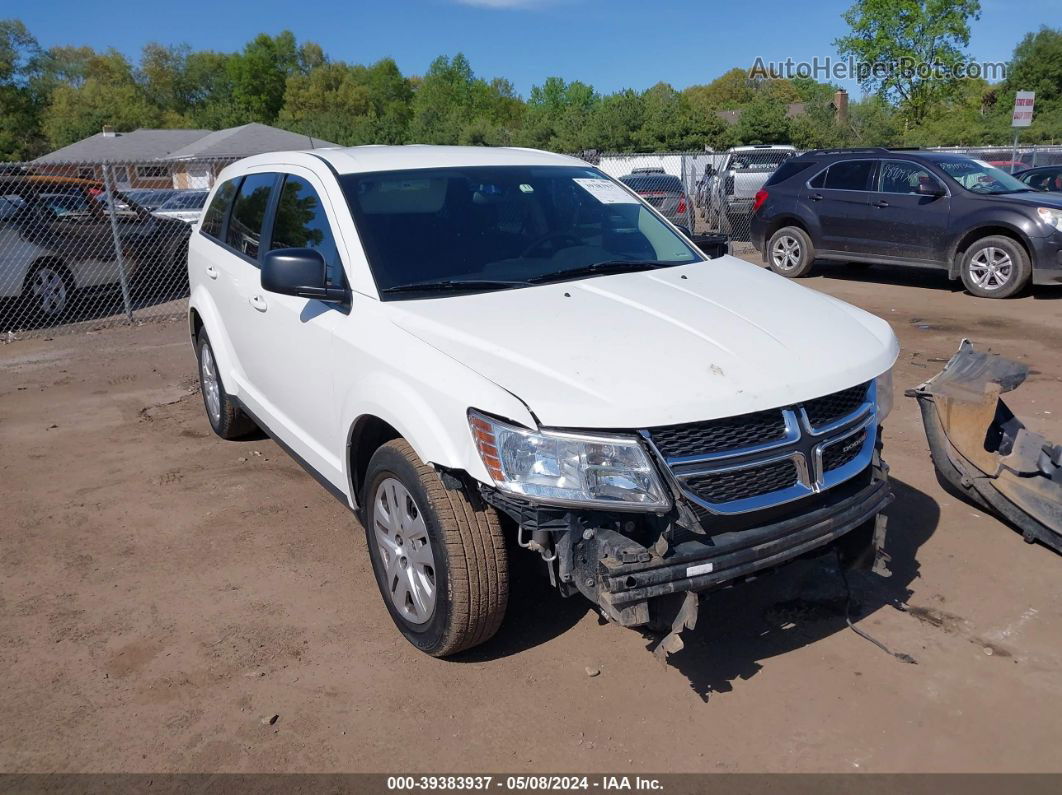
[3,145,1062,339]
[1,157,236,339]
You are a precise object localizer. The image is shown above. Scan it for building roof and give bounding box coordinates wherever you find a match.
[162,123,339,160]
[34,129,212,163]
[33,123,341,165]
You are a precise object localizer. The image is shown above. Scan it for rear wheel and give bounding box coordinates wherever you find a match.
[195,330,257,439]
[22,261,74,324]
[767,226,815,278]
[363,439,508,657]
[959,236,1031,299]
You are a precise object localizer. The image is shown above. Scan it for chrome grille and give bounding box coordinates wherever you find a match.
[644,381,876,515]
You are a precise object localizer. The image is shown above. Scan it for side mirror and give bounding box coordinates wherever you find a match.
[676,225,692,238]
[262,248,347,303]
[917,180,945,197]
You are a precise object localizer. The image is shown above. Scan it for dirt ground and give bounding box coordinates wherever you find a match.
[2,259,1061,774]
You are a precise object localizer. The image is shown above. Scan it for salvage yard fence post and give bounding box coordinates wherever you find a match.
[101,164,135,323]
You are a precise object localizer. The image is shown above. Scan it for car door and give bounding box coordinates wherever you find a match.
[800,160,876,252]
[238,169,349,486]
[860,159,951,264]
[205,172,279,411]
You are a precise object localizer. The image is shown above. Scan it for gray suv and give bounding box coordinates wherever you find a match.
[750,147,1062,298]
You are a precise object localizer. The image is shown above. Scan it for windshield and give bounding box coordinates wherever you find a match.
[620,175,684,193]
[731,152,793,171]
[339,165,702,298]
[161,191,207,210]
[936,158,1031,195]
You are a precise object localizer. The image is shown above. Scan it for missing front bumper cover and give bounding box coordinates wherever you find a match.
[909,339,1062,552]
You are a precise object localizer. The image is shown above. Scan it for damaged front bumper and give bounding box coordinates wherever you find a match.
[910,339,1062,552]
[479,448,892,635]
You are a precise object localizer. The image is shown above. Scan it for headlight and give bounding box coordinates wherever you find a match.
[1037,207,1062,231]
[875,366,894,422]
[468,410,671,510]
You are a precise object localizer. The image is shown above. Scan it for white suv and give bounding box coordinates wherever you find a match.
[188,146,899,657]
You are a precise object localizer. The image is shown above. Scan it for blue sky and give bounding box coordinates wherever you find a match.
[9,0,1059,97]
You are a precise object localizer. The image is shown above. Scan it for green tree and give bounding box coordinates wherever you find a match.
[637,82,726,151]
[40,48,160,148]
[279,58,413,145]
[225,31,301,124]
[0,19,44,159]
[736,95,791,144]
[996,27,1062,142]
[835,0,981,124]
[520,76,598,151]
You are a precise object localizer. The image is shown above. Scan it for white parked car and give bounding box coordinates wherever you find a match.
[153,190,208,224]
[188,146,899,657]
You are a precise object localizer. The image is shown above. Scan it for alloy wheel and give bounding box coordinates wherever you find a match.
[200,344,222,425]
[771,235,802,271]
[968,247,1013,291]
[31,267,69,317]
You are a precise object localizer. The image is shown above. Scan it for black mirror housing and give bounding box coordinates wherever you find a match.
[262,248,347,303]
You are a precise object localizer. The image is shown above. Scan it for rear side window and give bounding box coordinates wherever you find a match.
[765,161,814,187]
[823,160,875,191]
[226,174,276,260]
[201,179,238,240]
[269,175,344,286]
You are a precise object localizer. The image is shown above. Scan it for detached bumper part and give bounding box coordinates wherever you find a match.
[910,339,1062,551]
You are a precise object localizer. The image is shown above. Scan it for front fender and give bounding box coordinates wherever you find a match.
[334,312,537,509]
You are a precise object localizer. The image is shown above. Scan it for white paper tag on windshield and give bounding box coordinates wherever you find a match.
[573,178,639,204]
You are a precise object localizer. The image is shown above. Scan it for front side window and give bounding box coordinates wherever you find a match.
[823,160,874,191]
[201,179,238,240]
[877,161,940,194]
[339,165,702,299]
[1020,168,1062,192]
[269,175,343,286]
[935,157,1031,195]
[226,173,276,260]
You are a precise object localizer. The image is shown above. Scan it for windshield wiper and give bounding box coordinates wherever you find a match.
[528,260,676,285]
[381,278,531,295]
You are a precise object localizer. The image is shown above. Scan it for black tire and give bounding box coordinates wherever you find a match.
[959,235,1031,299]
[21,260,75,325]
[766,225,815,278]
[363,439,508,657]
[195,329,257,440]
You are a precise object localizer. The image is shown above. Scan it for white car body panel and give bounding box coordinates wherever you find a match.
[188,145,899,507]
[389,255,897,429]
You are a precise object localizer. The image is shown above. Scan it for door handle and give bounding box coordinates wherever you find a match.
[873,200,890,208]
[250,294,268,312]
[205,264,218,279]
[809,193,824,201]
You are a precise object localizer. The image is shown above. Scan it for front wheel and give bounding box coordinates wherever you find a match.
[767,226,815,277]
[363,439,508,657]
[959,236,1031,299]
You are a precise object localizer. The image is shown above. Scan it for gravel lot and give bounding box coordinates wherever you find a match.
[2,259,1061,773]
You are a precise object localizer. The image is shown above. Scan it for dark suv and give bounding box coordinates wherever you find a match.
[750,147,1062,298]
